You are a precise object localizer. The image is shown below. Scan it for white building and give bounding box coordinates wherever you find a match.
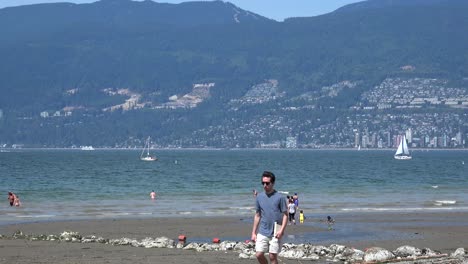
[286,137,297,148]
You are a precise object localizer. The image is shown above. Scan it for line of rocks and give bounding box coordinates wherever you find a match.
[1,230,467,263]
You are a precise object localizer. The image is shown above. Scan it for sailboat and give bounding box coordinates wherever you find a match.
[140,136,157,161]
[394,135,412,160]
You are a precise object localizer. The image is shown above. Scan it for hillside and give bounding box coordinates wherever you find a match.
[0,0,467,148]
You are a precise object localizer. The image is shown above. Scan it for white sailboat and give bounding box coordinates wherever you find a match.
[394,135,412,160]
[140,136,157,161]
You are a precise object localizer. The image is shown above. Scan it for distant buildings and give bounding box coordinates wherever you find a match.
[286,137,297,148]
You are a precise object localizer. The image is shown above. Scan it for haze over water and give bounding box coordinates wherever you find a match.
[1,149,467,224]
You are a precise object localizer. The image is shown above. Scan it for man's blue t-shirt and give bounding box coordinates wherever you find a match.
[255,190,287,237]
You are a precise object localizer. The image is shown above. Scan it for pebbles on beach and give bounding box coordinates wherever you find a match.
[1,230,466,263]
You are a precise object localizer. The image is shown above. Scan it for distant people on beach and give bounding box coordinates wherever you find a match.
[292,192,299,208]
[150,190,156,200]
[252,189,258,198]
[8,192,16,206]
[251,171,288,264]
[299,210,305,224]
[327,215,335,230]
[288,199,296,225]
[14,195,21,207]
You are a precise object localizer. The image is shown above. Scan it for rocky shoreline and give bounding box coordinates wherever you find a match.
[1,214,467,263]
[1,230,467,263]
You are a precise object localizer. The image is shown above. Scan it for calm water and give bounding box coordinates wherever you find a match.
[1,149,467,224]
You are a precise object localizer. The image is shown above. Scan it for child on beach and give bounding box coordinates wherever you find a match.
[14,195,21,207]
[150,190,156,200]
[299,210,305,224]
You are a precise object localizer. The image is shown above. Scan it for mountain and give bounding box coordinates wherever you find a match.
[0,0,467,148]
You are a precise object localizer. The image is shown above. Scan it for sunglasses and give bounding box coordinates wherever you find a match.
[261,181,272,186]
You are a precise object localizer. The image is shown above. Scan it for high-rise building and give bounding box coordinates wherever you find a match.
[406,128,412,143]
[456,132,463,146]
[362,134,369,148]
[354,132,360,148]
[386,132,391,148]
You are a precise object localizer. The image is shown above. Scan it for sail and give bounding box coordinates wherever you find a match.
[402,136,410,155]
[140,136,157,161]
[395,136,404,155]
[394,135,411,159]
[140,137,149,158]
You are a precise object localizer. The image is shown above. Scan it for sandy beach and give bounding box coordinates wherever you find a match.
[0,212,467,263]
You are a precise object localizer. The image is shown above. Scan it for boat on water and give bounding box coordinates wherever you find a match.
[80,145,95,151]
[394,135,412,160]
[140,136,157,161]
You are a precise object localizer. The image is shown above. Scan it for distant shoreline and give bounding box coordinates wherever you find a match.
[2,147,467,151]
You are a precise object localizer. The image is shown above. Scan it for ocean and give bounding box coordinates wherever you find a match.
[1,149,467,226]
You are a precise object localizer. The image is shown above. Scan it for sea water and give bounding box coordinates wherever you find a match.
[1,149,467,224]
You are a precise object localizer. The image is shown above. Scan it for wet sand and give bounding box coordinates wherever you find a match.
[0,212,467,263]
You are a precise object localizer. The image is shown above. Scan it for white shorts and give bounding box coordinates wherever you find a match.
[255,233,282,254]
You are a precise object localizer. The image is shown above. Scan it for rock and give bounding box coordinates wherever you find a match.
[12,230,27,239]
[329,244,347,255]
[139,237,175,248]
[310,245,330,256]
[394,245,422,257]
[280,248,306,259]
[334,247,364,262]
[176,242,185,249]
[109,237,138,246]
[238,252,255,259]
[219,241,237,251]
[59,231,82,242]
[451,248,466,258]
[364,247,395,262]
[421,247,441,256]
[81,235,107,243]
[30,234,48,241]
[183,242,202,250]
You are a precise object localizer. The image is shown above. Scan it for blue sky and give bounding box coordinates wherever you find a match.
[0,0,364,21]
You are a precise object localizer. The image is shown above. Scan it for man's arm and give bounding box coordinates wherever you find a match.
[275,212,288,239]
[251,212,261,241]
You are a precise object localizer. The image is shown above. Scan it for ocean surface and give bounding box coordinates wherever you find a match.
[0,149,468,242]
[0,149,468,223]
[1,149,467,227]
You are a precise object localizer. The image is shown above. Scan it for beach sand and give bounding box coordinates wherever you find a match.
[0,212,467,263]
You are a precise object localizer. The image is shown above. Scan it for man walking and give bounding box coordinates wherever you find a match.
[251,171,288,264]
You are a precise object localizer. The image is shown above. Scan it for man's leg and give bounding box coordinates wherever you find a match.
[269,253,278,264]
[256,252,268,264]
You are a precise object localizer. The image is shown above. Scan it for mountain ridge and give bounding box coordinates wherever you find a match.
[0,0,467,148]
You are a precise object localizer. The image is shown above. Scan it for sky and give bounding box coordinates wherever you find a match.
[0,0,364,21]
